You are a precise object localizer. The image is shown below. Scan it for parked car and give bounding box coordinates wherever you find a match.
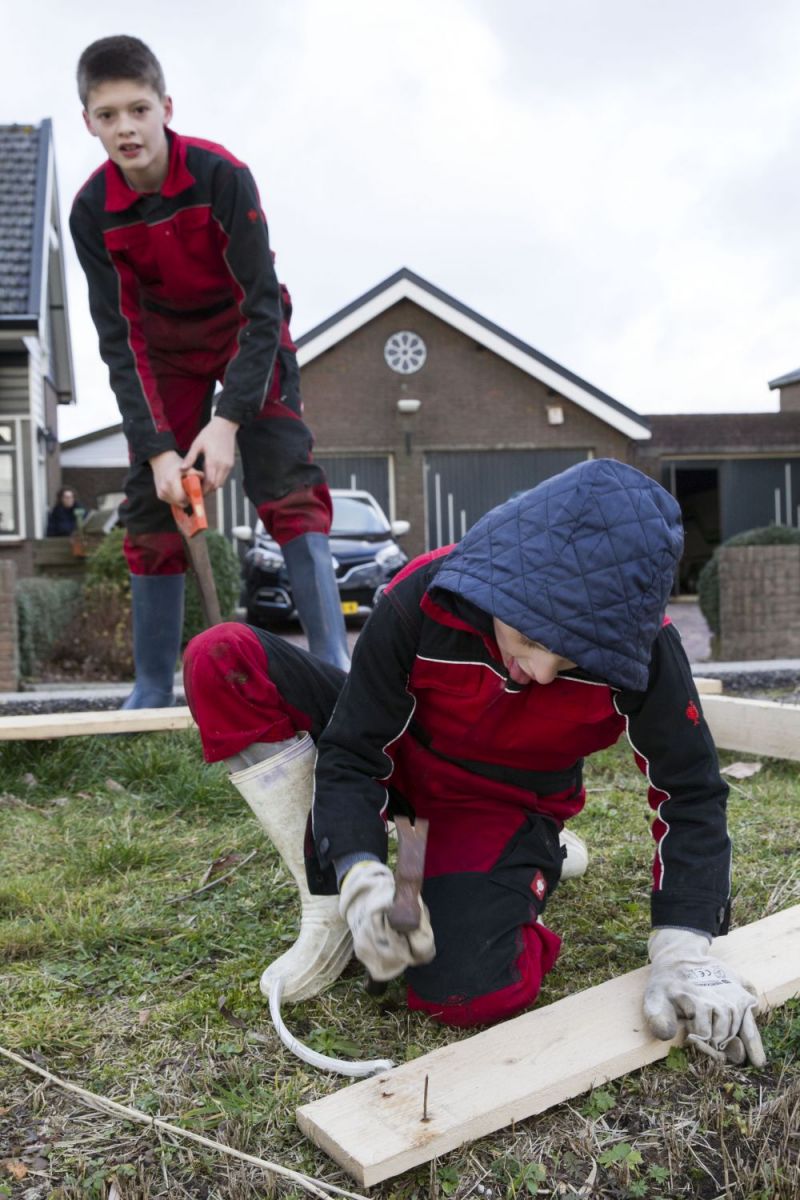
[233,489,410,627]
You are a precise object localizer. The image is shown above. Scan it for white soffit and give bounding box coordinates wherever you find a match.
[296,278,651,441]
[60,430,129,467]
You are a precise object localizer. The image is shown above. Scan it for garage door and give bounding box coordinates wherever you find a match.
[425,449,589,549]
[217,454,393,541]
[315,455,391,518]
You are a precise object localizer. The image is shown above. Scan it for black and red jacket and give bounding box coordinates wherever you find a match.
[70,129,285,463]
[313,471,732,939]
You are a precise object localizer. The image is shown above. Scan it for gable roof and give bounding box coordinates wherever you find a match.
[768,367,800,390]
[60,423,127,467]
[640,412,800,456]
[295,267,651,441]
[0,122,52,328]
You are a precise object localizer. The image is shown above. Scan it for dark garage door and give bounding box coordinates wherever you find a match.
[425,449,589,549]
[217,454,392,541]
[315,455,391,518]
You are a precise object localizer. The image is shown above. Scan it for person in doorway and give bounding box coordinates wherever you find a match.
[70,35,348,708]
[183,458,764,1064]
[46,486,85,537]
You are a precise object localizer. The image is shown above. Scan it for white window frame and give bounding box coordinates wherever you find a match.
[0,416,27,541]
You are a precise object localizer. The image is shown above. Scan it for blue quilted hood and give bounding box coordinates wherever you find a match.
[431,459,684,691]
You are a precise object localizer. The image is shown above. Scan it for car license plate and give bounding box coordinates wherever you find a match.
[340,601,359,615]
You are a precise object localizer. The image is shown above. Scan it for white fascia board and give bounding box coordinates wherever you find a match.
[296,279,410,367]
[297,278,651,441]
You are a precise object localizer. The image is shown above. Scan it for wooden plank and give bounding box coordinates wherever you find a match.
[0,706,194,740]
[693,676,722,695]
[702,695,800,761]
[297,904,800,1187]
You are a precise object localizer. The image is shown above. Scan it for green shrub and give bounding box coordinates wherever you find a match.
[697,524,800,635]
[82,525,240,646]
[16,577,82,677]
[84,527,128,590]
[47,581,134,680]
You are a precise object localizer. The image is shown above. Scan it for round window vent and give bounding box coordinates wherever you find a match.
[384,331,427,374]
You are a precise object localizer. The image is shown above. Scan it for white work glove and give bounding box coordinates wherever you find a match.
[644,928,766,1067]
[338,861,436,981]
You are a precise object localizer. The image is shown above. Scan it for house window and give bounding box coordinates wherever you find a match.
[0,424,20,535]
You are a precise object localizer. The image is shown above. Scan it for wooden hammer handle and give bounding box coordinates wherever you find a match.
[387,816,429,933]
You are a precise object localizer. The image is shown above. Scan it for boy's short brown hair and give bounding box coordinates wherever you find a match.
[77,35,166,108]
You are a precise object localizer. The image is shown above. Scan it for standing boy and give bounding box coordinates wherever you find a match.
[184,459,764,1065]
[70,35,349,707]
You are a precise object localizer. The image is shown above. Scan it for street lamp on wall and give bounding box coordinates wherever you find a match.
[396,397,420,455]
[37,424,58,455]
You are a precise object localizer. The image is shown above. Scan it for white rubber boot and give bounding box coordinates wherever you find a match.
[228,732,353,1002]
[559,828,589,880]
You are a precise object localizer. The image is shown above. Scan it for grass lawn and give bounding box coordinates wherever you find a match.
[0,730,798,1200]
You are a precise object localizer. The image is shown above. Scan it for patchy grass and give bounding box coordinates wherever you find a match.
[0,731,798,1199]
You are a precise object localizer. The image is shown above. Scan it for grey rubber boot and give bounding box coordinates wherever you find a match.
[282,532,350,671]
[121,574,185,709]
[228,732,353,1002]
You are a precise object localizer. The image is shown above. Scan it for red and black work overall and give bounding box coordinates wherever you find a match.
[70,130,331,577]
[183,622,595,1027]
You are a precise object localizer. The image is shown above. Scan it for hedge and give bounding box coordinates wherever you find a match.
[85,527,241,645]
[16,577,83,678]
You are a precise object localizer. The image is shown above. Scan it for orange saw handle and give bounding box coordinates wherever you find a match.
[171,473,208,538]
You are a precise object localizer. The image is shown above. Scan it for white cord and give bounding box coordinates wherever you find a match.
[268,976,395,1077]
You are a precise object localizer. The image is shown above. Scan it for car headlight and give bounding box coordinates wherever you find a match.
[375,545,407,572]
[251,547,284,571]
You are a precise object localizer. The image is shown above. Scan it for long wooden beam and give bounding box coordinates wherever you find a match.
[296,904,800,1187]
[701,695,800,762]
[0,706,194,740]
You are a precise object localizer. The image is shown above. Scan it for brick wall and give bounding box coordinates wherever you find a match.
[0,560,19,691]
[61,466,127,510]
[718,546,800,659]
[0,541,35,580]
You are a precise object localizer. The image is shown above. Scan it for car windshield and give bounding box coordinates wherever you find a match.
[331,496,389,536]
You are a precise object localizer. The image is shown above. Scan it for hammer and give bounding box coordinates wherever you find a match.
[365,814,429,995]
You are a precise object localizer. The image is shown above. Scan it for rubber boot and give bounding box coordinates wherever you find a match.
[282,532,350,671]
[560,828,588,880]
[228,732,353,1002]
[121,574,185,709]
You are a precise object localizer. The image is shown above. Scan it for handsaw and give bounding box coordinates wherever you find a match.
[171,473,222,628]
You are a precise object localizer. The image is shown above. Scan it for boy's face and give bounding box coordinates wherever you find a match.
[492,618,576,686]
[83,79,173,192]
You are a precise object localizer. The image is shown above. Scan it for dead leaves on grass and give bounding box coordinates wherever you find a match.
[722,761,764,780]
[165,849,257,904]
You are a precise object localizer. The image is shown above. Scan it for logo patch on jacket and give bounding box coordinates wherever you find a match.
[685,700,700,726]
[530,870,547,902]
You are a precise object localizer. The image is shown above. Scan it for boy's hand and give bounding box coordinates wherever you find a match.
[150,451,189,508]
[339,861,436,981]
[183,415,240,494]
[644,928,766,1066]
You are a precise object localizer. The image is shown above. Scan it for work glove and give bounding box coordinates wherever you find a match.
[644,928,766,1067]
[338,861,436,981]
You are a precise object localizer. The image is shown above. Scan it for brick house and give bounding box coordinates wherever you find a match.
[61,268,800,588]
[215,267,652,557]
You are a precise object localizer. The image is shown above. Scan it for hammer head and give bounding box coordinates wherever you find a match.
[387,815,429,933]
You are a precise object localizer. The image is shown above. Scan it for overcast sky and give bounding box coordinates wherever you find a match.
[5,0,798,439]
